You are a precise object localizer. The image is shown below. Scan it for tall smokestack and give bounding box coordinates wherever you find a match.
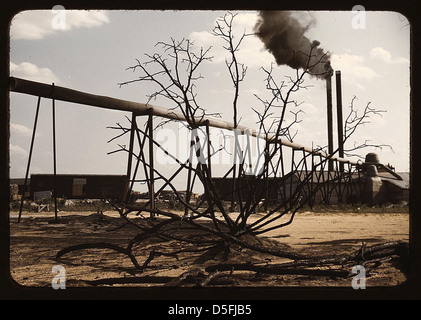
[254,11,333,79]
[336,71,344,172]
[326,76,334,171]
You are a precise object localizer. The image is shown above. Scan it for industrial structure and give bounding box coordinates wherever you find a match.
[29,174,127,201]
[8,73,408,223]
[212,158,408,209]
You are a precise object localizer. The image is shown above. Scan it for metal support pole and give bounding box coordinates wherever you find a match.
[310,153,315,208]
[123,112,136,203]
[264,136,269,212]
[52,86,58,222]
[290,148,295,208]
[230,166,237,212]
[18,96,41,223]
[147,109,155,217]
[319,154,329,205]
[302,149,309,206]
[230,128,241,212]
[279,143,287,208]
[134,122,150,191]
[333,160,342,204]
[185,130,195,217]
[205,121,212,179]
[205,121,214,214]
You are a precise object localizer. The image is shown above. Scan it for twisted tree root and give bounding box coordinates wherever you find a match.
[56,242,142,270]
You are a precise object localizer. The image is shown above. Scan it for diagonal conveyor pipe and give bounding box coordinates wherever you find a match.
[9,76,357,165]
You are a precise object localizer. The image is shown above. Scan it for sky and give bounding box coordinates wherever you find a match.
[9,9,411,192]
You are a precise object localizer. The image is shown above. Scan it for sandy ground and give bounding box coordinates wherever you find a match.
[8,209,409,289]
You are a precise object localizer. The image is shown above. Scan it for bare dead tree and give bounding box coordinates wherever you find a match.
[110,14,394,255]
[311,95,393,161]
[252,62,310,143]
[212,12,253,212]
[212,12,252,128]
[342,96,393,159]
[227,45,334,235]
[55,13,404,286]
[117,36,240,233]
[104,18,330,258]
[119,38,215,129]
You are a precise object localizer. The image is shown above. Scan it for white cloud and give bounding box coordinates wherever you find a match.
[231,12,259,30]
[369,47,409,64]
[300,102,320,115]
[10,9,110,40]
[331,53,378,81]
[236,39,275,68]
[10,62,60,84]
[190,31,220,50]
[189,12,274,68]
[10,144,28,157]
[10,123,32,136]
[64,10,109,29]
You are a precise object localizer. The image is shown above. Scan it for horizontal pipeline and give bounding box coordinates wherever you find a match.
[9,76,358,165]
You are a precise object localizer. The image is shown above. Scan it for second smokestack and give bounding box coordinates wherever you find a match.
[336,71,344,172]
[326,76,334,171]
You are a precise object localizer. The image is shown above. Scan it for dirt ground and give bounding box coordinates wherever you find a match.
[8,209,409,289]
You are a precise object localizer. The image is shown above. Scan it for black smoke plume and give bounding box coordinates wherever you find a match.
[254,11,333,79]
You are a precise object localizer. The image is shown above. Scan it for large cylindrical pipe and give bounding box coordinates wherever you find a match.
[9,76,358,165]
